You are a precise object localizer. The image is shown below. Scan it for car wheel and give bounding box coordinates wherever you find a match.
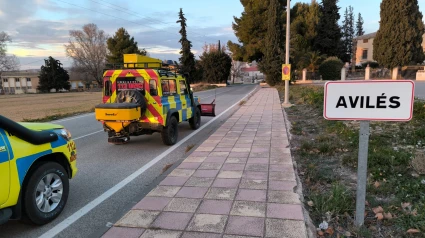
[161,116,178,145]
[189,107,201,130]
[23,162,69,225]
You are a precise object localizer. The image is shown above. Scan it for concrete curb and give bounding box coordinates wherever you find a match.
[281,104,317,238]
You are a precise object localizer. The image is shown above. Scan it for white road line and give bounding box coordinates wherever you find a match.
[39,85,259,238]
[73,130,104,141]
[52,113,94,123]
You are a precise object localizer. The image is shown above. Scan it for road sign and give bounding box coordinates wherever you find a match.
[282,64,291,81]
[324,80,415,121]
[323,80,415,227]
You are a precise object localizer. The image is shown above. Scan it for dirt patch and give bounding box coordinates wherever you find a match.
[0,92,102,122]
[276,85,425,238]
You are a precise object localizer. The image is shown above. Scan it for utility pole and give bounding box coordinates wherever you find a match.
[283,0,291,106]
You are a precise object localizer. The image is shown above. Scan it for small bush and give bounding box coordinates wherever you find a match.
[361,61,380,69]
[319,57,344,81]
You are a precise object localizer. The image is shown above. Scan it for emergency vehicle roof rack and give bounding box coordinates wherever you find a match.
[103,63,179,78]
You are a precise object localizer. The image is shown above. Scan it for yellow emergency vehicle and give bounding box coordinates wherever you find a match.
[0,115,77,225]
[95,54,207,145]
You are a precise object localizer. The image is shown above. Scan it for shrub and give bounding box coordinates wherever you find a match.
[319,57,344,80]
[361,61,380,69]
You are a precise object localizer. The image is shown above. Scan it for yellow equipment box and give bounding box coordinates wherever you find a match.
[123,54,163,68]
[95,103,142,121]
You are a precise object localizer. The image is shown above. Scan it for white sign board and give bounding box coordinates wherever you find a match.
[324,80,415,121]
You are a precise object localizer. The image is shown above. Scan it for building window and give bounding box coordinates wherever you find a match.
[27,86,32,89]
[16,87,21,90]
[362,49,368,60]
[363,39,368,43]
[15,78,19,82]
[26,78,31,82]
[3,79,7,82]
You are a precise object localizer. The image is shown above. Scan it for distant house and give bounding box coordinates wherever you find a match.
[68,70,99,91]
[353,32,425,65]
[1,70,40,94]
[240,63,264,83]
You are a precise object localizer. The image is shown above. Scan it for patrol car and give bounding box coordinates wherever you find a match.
[0,115,77,225]
[95,54,204,145]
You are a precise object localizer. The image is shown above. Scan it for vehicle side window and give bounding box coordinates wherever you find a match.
[161,79,177,96]
[104,78,112,96]
[180,80,187,95]
[150,80,158,96]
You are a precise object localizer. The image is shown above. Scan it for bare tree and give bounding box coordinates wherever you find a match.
[0,32,20,91]
[230,60,243,84]
[64,23,108,85]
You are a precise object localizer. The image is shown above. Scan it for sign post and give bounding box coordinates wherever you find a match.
[323,80,415,227]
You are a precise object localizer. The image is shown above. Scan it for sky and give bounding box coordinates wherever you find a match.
[1,0,425,70]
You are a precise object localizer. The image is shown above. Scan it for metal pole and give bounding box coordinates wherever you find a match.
[355,120,370,227]
[284,0,291,105]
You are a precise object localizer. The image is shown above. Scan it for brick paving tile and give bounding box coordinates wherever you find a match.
[216,143,235,148]
[205,188,237,200]
[159,176,189,186]
[233,144,253,149]
[269,180,297,191]
[184,157,206,163]
[223,235,260,238]
[267,203,304,220]
[231,148,251,153]
[115,210,159,228]
[146,186,181,197]
[211,178,240,188]
[186,214,228,233]
[185,177,214,187]
[209,152,230,157]
[169,169,195,177]
[101,227,145,238]
[221,163,245,171]
[236,189,267,202]
[247,158,269,164]
[265,219,307,238]
[242,171,268,180]
[229,152,250,158]
[133,197,171,211]
[269,164,293,172]
[225,216,265,237]
[150,212,193,230]
[269,171,296,181]
[199,163,223,170]
[164,198,202,213]
[197,200,233,215]
[189,151,210,157]
[213,147,233,152]
[177,162,202,170]
[140,229,182,238]
[193,170,220,178]
[230,201,266,217]
[268,191,301,204]
[181,232,222,238]
[176,187,209,199]
[239,179,267,190]
[245,164,268,172]
[225,158,247,164]
[204,157,227,163]
[217,171,243,179]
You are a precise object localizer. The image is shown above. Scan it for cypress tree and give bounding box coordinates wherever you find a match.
[177,8,196,79]
[340,6,355,62]
[259,0,284,86]
[37,57,70,92]
[356,13,365,36]
[314,0,342,57]
[373,0,424,68]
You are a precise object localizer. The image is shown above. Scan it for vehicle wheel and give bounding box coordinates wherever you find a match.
[161,116,178,145]
[23,162,69,225]
[189,107,201,130]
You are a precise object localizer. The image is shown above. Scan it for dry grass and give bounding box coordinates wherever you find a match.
[185,144,195,153]
[0,92,102,122]
[413,151,425,175]
[191,83,220,92]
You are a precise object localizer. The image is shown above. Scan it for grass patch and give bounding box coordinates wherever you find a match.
[192,83,220,92]
[277,84,425,237]
[22,108,95,122]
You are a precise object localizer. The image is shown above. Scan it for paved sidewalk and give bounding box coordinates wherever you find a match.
[101,88,308,238]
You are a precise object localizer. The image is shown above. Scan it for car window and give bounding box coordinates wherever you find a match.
[180,80,187,95]
[150,80,158,96]
[161,79,176,96]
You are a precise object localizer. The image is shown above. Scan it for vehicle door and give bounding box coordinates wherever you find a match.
[161,79,181,122]
[179,79,192,121]
[0,129,11,205]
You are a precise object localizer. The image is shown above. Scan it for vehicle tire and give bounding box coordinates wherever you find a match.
[23,162,69,225]
[116,90,147,115]
[189,107,201,130]
[161,116,178,145]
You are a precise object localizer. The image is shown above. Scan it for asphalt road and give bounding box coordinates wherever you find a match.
[0,84,258,238]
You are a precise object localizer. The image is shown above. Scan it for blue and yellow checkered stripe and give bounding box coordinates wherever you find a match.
[162,93,193,124]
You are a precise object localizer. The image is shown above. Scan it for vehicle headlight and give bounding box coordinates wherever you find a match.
[56,128,72,141]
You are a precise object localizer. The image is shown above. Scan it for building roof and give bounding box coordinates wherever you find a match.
[354,32,377,40]
[1,70,40,77]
